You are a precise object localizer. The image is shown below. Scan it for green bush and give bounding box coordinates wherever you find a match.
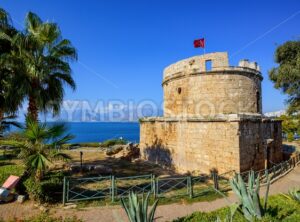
[0,164,24,184]
[78,142,100,147]
[287,132,294,142]
[174,195,300,222]
[24,171,66,203]
[101,138,127,147]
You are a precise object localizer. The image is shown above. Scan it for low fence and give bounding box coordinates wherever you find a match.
[63,153,300,204]
[63,173,218,204]
[240,153,300,185]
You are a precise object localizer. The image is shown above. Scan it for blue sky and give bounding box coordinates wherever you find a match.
[1,0,300,114]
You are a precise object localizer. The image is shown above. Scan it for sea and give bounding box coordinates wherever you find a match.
[65,122,140,143]
[9,122,140,144]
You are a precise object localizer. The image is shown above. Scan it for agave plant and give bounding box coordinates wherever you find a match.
[230,170,270,222]
[121,192,159,222]
[216,204,238,222]
[282,189,300,203]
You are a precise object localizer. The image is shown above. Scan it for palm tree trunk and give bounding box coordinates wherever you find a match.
[28,94,38,122]
[35,169,43,181]
[0,109,3,121]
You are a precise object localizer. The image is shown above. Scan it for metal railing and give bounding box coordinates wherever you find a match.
[239,153,300,185]
[62,153,300,205]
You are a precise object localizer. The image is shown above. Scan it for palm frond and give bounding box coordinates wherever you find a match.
[50,151,71,161]
[25,12,42,35]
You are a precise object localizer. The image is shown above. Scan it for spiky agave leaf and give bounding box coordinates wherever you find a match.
[120,192,158,222]
[252,173,262,218]
[148,198,159,222]
[282,189,300,203]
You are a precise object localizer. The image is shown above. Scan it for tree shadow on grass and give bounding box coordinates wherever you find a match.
[0,160,16,167]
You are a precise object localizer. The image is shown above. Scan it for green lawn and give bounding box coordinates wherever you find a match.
[174,194,300,222]
[0,163,24,185]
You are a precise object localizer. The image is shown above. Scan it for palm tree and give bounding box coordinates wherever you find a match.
[18,118,73,180]
[0,8,23,123]
[0,11,77,122]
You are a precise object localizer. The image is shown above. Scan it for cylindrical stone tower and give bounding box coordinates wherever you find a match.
[162,52,263,117]
[139,52,282,174]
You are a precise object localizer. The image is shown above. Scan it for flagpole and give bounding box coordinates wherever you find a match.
[203,37,206,55]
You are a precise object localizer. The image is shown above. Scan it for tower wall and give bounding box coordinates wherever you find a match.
[163,52,262,117]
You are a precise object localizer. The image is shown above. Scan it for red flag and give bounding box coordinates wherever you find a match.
[194,38,205,48]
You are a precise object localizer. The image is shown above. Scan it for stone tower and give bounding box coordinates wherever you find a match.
[140,52,282,174]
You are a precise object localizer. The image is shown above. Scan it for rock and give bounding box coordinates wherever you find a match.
[121,143,140,161]
[63,203,77,209]
[106,145,124,156]
[16,195,26,203]
[39,206,48,212]
[105,143,140,161]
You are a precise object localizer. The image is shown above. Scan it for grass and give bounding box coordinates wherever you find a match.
[0,138,227,208]
[0,163,24,184]
[0,214,82,222]
[173,194,300,222]
[74,188,225,208]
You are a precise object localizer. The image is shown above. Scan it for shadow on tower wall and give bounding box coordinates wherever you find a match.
[143,138,175,170]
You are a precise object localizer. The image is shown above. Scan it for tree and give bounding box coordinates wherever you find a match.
[269,40,300,114]
[0,8,23,122]
[277,114,300,141]
[0,11,77,122]
[18,118,73,180]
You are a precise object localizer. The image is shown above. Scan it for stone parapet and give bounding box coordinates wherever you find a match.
[140,113,270,123]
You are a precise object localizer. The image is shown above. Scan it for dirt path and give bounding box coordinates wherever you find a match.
[1,165,300,222]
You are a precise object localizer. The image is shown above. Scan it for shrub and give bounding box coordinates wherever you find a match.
[287,132,294,142]
[101,138,127,147]
[78,142,100,147]
[24,171,65,203]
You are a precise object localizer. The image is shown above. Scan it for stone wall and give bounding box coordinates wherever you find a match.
[239,120,283,171]
[140,117,283,174]
[140,118,241,174]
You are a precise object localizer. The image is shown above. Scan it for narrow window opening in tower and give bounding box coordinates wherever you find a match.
[177,87,182,94]
[256,91,260,112]
[205,60,212,71]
